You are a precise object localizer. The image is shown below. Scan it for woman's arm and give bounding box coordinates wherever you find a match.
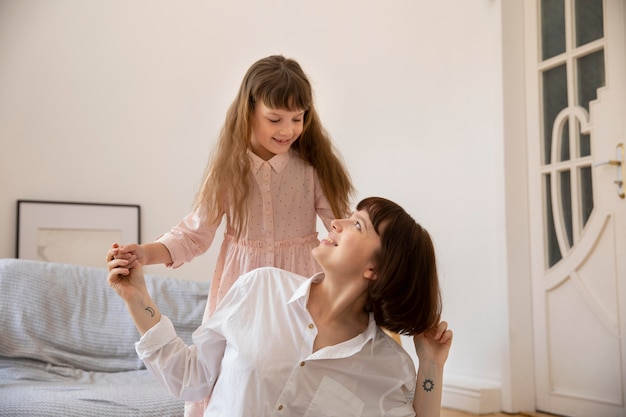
[412,321,453,417]
[107,245,225,401]
[107,248,161,335]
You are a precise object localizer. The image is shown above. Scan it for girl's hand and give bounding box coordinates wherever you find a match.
[110,243,145,269]
[107,244,145,302]
[413,320,453,366]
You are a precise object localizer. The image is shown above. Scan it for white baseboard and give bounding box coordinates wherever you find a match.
[442,375,501,415]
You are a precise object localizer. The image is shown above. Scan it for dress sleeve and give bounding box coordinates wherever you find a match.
[156,204,223,268]
[313,172,338,232]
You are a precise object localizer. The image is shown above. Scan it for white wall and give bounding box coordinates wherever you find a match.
[0,0,508,408]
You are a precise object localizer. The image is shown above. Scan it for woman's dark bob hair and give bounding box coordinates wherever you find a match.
[359,197,442,335]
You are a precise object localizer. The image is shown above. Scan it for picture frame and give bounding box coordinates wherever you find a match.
[16,200,140,268]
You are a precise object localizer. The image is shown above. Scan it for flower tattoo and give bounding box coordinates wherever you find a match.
[422,378,434,392]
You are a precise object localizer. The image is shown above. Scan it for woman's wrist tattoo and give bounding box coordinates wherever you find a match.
[145,306,155,317]
[422,378,434,392]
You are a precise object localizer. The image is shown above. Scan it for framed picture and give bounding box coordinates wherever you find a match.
[16,200,140,268]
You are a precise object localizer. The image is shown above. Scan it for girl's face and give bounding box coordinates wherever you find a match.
[313,210,382,279]
[249,101,304,161]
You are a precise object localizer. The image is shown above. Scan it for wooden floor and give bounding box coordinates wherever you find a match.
[442,408,557,417]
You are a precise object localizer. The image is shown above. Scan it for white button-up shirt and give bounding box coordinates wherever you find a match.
[135,267,417,417]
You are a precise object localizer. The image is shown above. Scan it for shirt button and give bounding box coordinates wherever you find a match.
[308,323,314,329]
[300,361,306,367]
[278,405,283,411]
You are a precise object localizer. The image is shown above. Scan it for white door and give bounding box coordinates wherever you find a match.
[525,1,626,416]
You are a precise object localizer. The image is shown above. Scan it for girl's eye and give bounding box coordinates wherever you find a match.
[355,221,361,231]
[269,119,280,123]
[293,118,302,123]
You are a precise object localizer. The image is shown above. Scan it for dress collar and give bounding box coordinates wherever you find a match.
[248,149,292,175]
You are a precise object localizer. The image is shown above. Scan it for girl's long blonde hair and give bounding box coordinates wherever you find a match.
[195,55,354,237]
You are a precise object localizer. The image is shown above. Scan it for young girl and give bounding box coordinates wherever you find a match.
[113,55,354,415]
[108,196,452,417]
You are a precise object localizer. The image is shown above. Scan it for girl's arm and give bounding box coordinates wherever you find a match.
[155,207,223,268]
[412,321,453,417]
[117,242,173,269]
[117,205,224,270]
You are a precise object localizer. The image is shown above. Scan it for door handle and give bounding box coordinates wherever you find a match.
[593,143,624,199]
[592,160,621,167]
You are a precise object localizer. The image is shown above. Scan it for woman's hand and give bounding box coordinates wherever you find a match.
[413,319,453,367]
[412,320,452,416]
[106,244,161,335]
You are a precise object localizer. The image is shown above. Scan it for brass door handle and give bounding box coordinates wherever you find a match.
[593,159,621,167]
[593,143,625,199]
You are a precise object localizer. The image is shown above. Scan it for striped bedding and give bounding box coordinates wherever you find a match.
[0,258,209,416]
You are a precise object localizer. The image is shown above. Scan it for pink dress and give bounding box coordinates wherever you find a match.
[157,149,336,320]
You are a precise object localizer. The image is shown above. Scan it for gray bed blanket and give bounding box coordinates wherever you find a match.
[0,258,210,416]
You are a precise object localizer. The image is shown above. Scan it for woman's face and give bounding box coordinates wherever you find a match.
[313,210,382,279]
[249,101,304,161]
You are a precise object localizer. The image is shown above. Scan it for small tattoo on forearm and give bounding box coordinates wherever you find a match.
[422,378,434,392]
[145,306,155,317]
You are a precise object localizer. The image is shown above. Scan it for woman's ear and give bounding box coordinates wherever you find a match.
[364,268,378,281]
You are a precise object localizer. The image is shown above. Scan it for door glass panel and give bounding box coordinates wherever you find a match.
[579,165,593,227]
[543,64,568,164]
[545,173,563,267]
[560,119,570,162]
[559,169,573,248]
[577,50,606,112]
[578,119,591,157]
[541,0,566,59]
[539,0,605,271]
[575,0,604,47]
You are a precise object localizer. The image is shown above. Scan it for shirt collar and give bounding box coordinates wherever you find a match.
[288,271,324,305]
[288,273,378,358]
[248,149,291,175]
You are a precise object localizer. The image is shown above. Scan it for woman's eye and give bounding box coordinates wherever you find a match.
[269,119,280,123]
[355,221,361,231]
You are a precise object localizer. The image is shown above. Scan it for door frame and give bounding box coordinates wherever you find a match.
[500,0,536,412]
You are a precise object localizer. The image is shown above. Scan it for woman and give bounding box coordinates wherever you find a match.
[107,197,452,417]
